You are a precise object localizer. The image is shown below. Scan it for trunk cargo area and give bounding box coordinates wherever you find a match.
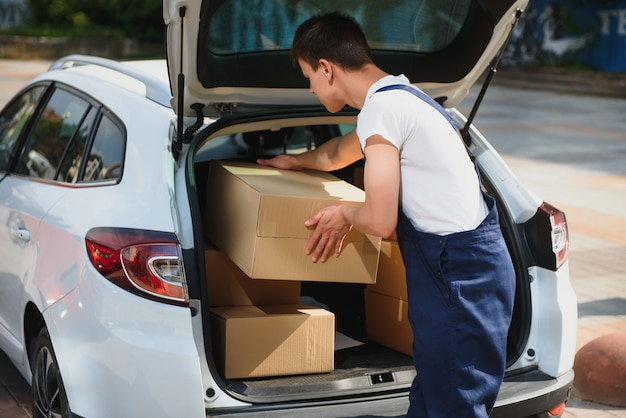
[192,117,525,402]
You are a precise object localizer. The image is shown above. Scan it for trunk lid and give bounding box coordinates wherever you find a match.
[163,0,528,117]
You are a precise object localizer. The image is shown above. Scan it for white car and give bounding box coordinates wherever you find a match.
[0,0,577,417]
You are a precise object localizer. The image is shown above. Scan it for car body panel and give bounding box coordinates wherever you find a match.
[0,177,47,361]
[0,107,73,363]
[45,277,205,417]
[529,264,578,377]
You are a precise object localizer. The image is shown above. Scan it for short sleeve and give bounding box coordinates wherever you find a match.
[356,92,413,151]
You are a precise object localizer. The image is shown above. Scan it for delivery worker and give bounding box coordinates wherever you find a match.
[257,12,515,418]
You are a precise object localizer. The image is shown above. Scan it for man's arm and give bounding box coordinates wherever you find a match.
[305,135,400,262]
[342,135,399,237]
[257,129,363,171]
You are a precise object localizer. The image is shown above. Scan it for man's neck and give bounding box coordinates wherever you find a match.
[342,64,389,110]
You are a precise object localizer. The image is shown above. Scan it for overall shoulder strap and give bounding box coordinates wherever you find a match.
[375,84,458,131]
[376,84,482,182]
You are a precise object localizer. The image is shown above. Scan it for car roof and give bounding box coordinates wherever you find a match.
[164,0,528,117]
[45,56,172,108]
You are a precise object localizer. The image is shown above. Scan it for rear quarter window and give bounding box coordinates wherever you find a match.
[82,114,125,182]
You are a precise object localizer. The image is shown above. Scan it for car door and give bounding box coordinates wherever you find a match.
[0,85,48,361]
[0,84,95,363]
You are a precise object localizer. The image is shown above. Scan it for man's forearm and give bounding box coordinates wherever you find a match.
[299,130,363,171]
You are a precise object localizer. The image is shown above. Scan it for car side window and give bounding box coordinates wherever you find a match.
[57,107,98,183]
[0,86,46,173]
[81,114,124,182]
[17,88,92,180]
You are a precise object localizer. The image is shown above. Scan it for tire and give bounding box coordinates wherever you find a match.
[30,327,72,418]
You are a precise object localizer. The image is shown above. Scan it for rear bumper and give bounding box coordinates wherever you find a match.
[491,368,574,418]
[207,393,410,418]
[206,368,574,417]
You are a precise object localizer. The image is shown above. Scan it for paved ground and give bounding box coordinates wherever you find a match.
[0,59,625,417]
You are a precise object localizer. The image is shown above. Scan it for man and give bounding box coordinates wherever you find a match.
[257,12,515,418]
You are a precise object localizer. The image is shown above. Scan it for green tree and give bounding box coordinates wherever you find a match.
[24,0,163,42]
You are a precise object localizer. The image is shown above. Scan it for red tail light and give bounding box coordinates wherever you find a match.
[524,202,569,271]
[86,227,188,306]
[546,204,569,269]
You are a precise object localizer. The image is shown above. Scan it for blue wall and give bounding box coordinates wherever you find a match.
[505,0,626,73]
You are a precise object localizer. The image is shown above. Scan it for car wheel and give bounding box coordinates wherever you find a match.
[30,327,72,418]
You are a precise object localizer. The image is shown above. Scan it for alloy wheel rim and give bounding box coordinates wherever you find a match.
[33,346,63,418]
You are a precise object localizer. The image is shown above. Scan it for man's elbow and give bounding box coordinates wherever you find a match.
[379,227,396,239]
[370,218,397,239]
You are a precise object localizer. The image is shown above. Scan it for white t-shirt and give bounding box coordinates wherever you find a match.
[356,75,488,235]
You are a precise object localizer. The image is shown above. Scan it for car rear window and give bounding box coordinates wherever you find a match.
[205,0,471,54]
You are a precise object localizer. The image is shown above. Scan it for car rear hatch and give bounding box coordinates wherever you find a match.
[164,0,527,117]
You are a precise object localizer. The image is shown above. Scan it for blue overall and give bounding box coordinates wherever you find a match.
[376,85,515,417]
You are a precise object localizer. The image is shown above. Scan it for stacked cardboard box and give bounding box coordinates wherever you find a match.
[206,248,335,379]
[364,238,413,356]
[205,248,301,307]
[210,304,335,379]
[204,160,392,378]
[205,160,381,283]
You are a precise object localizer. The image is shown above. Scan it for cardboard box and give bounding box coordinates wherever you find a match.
[367,240,407,301]
[364,289,413,356]
[210,304,335,379]
[205,249,301,306]
[205,161,380,283]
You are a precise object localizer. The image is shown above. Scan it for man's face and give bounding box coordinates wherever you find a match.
[298,58,344,113]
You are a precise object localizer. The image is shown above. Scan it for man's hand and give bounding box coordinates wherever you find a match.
[256,155,301,170]
[305,205,353,262]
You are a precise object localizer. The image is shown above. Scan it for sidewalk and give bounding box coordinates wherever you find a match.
[495,67,626,99]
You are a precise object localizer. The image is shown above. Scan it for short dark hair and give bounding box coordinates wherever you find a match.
[291,12,373,71]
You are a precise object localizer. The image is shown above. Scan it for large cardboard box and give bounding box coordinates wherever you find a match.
[205,161,381,283]
[367,239,407,301]
[364,289,413,356]
[205,249,301,306]
[210,304,335,379]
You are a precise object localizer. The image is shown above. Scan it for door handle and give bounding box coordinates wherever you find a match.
[14,227,31,243]
[8,213,31,247]
[11,227,30,248]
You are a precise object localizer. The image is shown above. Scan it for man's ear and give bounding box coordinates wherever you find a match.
[318,59,333,81]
